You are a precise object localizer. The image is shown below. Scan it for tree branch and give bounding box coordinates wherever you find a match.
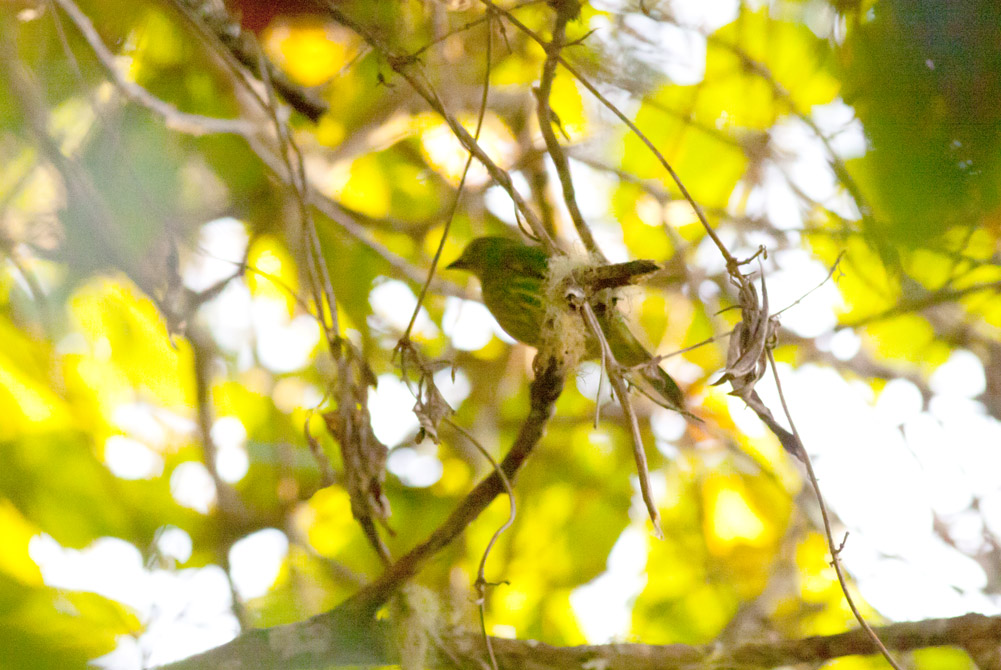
[320,1,557,252]
[533,2,604,259]
[482,0,736,268]
[340,352,567,615]
[171,0,328,121]
[158,610,1001,669]
[51,0,253,136]
[157,352,567,669]
[841,279,1001,329]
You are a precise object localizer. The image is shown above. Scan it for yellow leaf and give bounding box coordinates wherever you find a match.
[911,647,976,670]
[796,531,838,601]
[623,221,671,263]
[702,474,771,553]
[247,236,299,312]
[419,112,517,188]
[548,71,587,139]
[132,8,186,69]
[303,487,355,557]
[315,115,345,147]
[337,154,391,217]
[636,289,669,350]
[0,318,70,438]
[264,22,357,87]
[490,50,544,86]
[708,10,839,115]
[0,357,63,430]
[905,248,955,290]
[544,589,586,643]
[682,305,725,373]
[625,86,748,210]
[865,314,948,368]
[432,457,471,496]
[69,278,193,410]
[0,501,43,585]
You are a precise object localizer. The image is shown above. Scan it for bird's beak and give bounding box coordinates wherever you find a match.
[446,256,468,270]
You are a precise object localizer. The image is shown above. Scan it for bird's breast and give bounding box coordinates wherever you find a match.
[482,275,546,346]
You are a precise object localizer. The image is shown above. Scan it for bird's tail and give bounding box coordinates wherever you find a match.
[595,303,688,414]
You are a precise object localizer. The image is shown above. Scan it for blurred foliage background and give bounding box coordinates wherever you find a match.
[0,0,1000,668]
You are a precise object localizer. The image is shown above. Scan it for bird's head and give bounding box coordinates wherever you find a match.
[446,237,516,277]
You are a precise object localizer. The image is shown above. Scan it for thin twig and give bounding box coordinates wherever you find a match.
[310,196,470,298]
[400,17,494,346]
[168,3,530,302]
[0,236,53,334]
[255,40,396,566]
[254,45,341,349]
[704,245,900,666]
[481,0,736,268]
[320,1,557,253]
[45,0,92,101]
[640,5,879,235]
[335,353,567,616]
[409,2,544,59]
[534,7,604,259]
[189,325,250,521]
[593,342,607,429]
[766,349,905,670]
[577,300,662,536]
[51,0,254,136]
[654,329,734,362]
[706,30,878,228]
[772,251,845,318]
[0,28,148,284]
[304,413,337,487]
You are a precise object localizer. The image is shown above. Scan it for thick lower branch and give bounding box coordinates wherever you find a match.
[158,611,1001,670]
[454,613,1001,669]
[340,352,567,614]
[158,354,567,670]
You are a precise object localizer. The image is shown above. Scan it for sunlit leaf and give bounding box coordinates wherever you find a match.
[0,501,43,586]
[69,278,193,409]
[709,9,839,118]
[264,21,358,87]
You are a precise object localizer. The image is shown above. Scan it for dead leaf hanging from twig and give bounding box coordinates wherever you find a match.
[323,352,391,526]
[414,375,454,445]
[397,340,456,445]
[715,249,804,460]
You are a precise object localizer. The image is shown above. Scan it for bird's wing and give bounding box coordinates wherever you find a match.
[598,304,686,410]
[501,244,549,280]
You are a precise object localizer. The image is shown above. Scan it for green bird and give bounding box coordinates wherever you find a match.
[447,236,685,411]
